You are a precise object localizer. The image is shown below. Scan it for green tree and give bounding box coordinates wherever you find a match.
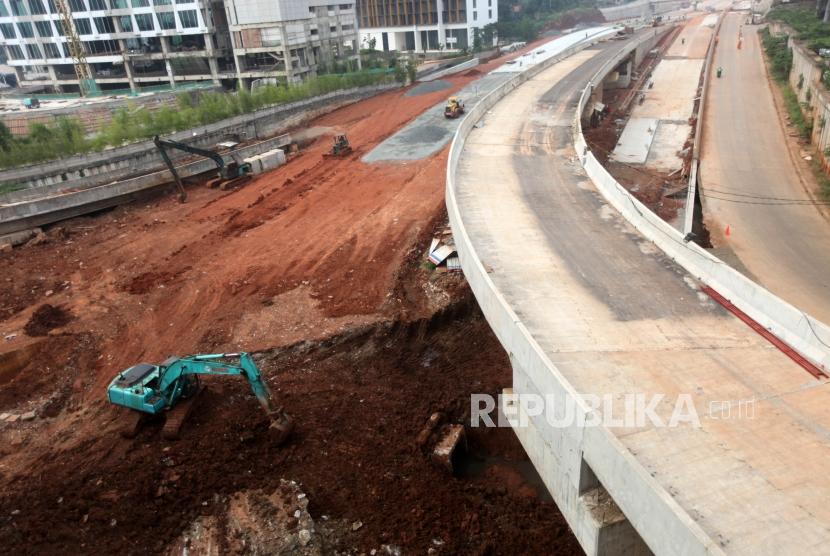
[482,23,496,48]
[0,121,13,152]
[406,58,417,83]
[394,63,407,83]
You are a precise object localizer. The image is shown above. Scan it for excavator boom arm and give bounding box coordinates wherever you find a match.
[153,135,230,202]
[153,136,227,170]
[158,353,278,415]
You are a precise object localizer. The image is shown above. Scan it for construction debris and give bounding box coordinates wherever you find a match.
[431,424,467,473]
[416,412,444,447]
[427,229,461,271]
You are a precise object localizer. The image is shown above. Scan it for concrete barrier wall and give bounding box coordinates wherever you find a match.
[575,37,830,371]
[684,11,725,233]
[419,58,480,82]
[600,0,686,22]
[0,133,293,235]
[0,83,398,194]
[447,31,721,555]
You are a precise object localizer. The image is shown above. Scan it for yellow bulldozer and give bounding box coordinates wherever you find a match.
[444,97,465,119]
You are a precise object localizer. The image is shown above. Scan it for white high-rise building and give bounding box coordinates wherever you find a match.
[356,0,496,52]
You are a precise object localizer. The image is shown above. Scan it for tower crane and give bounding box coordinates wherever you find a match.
[54,0,98,96]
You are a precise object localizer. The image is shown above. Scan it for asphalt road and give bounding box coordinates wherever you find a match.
[455,33,830,553]
[700,12,830,323]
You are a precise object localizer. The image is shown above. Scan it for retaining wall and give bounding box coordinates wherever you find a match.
[768,22,830,176]
[447,29,721,555]
[0,133,293,236]
[0,83,398,195]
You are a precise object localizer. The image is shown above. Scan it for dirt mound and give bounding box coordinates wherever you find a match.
[0,69,581,554]
[0,299,579,555]
[541,7,606,33]
[0,332,98,414]
[24,304,73,337]
[121,268,190,295]
[168,480,348,555]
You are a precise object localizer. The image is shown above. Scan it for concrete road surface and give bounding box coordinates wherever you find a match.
[456,36,830,553]
[700,12,830,323]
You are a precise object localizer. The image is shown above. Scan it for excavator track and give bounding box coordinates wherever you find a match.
[119,408,150,439]
[162,384,205,440]
[219,174,252,190]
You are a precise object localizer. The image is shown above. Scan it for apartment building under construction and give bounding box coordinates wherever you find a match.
[0,0,358,93]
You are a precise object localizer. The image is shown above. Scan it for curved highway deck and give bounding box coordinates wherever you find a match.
[453,38,830,554]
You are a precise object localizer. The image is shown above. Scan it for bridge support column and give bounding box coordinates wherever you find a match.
[504,357,651,556]
[606,59,632,89]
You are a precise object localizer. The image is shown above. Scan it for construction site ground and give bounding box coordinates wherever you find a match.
[0,50,581,555]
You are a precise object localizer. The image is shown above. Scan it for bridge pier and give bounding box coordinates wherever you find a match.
[505,359,651,556]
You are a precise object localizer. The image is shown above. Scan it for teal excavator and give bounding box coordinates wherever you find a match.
[107,352,293,442]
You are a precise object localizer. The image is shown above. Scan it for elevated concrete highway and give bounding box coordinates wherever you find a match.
[449,32,830,554]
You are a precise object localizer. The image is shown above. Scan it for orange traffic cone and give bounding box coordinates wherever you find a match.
[724,224,731,237]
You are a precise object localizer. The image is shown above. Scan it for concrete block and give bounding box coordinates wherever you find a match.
[243,155,263,175]
[20,410,36,421]
[245,148,285,176]
[258,148,286,171]
[0,227,41,248]
[6,414,19,423]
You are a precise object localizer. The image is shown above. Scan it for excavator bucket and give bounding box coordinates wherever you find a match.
[218,174,252,191]
[267,410,295,445]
